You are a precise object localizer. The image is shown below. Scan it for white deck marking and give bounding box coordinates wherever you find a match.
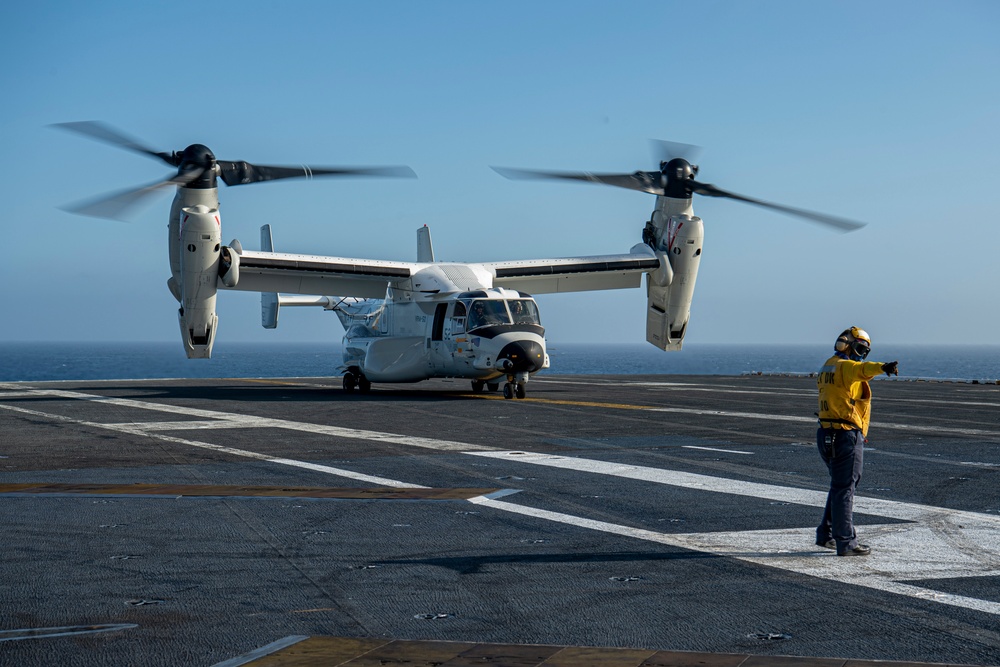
[682,446,753,455]
[645,405,1000,438]
[536,377,1000,408]
[467,497,1000,617]
[463,450,1000,523]
[3,384,1000,616]
[0,386,490,452]
[466,450,1000,616]
[0,623,139,642]
[0,402,427,489]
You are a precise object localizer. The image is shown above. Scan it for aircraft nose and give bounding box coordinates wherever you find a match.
[497,340,545,373]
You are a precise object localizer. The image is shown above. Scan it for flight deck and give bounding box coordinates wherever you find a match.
[1,374,998,666]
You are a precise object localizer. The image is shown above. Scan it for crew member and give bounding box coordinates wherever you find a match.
[816,326,898,557]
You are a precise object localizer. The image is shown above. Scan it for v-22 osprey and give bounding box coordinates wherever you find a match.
[56,123,865,399]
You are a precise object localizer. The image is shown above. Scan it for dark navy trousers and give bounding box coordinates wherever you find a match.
[816,427,865,551]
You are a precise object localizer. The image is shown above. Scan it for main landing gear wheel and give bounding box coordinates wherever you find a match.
[343,370,371,394]
[486,382,499,392]
[472,380,485,393]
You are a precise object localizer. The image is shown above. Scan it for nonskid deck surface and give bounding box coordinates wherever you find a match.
[1,374,998,667]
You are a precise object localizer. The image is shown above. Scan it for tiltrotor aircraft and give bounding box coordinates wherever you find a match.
[57,124,866,399]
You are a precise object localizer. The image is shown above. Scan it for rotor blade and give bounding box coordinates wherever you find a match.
[690,181,867,232]
[491,166,665,195]
[218,161,416,186]
[649,139,702,166]
[61,169,204,221]
[51,121,176,166]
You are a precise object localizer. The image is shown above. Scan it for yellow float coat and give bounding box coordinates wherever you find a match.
[817,355,883,436]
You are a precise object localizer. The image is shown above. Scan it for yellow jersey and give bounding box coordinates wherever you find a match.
[817,354,884,436]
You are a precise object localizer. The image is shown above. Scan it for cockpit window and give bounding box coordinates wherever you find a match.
[468,300,510,329]
[509,299,540,325]
[466,299,540,330]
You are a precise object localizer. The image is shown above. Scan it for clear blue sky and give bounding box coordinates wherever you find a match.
[2,1,998,347]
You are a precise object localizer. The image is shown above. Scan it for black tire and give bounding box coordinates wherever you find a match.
[503,383,514,399]
[472,380,485,393]
[358,376,372,394]
[487,382,500,392]
[515,383,526,399]
[343,372,357,393]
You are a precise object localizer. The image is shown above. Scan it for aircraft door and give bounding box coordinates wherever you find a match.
[429,303,450,371]
[449,301,468,337]
[431,303,447,341]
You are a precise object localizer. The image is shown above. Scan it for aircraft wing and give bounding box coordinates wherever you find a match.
[484,243,661,294]
[227,249,416,299]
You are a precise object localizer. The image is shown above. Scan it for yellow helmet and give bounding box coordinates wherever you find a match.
[835,326,871,359]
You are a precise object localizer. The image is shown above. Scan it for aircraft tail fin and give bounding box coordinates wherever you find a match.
[417,225,434,263]
[260,224,278,327]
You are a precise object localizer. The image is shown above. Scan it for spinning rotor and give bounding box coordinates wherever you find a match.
[54,121,416,220]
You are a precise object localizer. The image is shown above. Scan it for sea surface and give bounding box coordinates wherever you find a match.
[1,342,999,383]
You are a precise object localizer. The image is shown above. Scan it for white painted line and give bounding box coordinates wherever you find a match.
[210,635,309,667]
[661,524,1000,617]
[2,387,494,452]
[682,446,753,455]
[0,403,428,489]
[533,377,1000,408]
[103,420,239,431]
[467,481,1000,618]
[0,391,41,399]
[464,449,1000,616]
[646,405,1000,439]
[463,450,998,524]
[0,624,139,642]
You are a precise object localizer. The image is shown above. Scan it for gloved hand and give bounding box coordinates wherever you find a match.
[882,361,899,376]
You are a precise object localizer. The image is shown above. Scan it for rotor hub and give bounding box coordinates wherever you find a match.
[177,144,218,189]
[180,144,216,169]
[660,158,698,198]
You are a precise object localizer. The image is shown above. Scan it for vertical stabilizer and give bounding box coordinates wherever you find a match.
[417,225,435,263]
[260,224,278,328]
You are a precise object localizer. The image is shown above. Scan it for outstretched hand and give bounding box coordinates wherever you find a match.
[882,361,899,377]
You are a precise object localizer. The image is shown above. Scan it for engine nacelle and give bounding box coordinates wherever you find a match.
[219,245,240,288]
[168,188,219,287]
[645,213,704,351]
[177,204,222,358]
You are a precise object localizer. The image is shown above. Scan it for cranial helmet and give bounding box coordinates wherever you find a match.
[834,326,871,360]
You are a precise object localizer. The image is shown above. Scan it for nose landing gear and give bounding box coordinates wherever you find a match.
[502,372,529,399]
[503,382,527,399]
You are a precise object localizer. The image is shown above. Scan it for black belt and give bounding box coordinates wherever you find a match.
[816,414,861,430]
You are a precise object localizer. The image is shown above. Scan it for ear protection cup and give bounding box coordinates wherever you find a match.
[835,326,871,356]
[834,329,853,353]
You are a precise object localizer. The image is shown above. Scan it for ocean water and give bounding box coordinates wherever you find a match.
[1,342,999,383]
